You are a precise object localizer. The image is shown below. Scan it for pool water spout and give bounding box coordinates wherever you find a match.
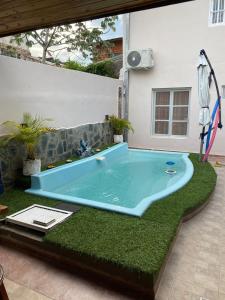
[96,156,106,161]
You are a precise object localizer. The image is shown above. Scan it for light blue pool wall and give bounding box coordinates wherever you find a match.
[31,143,128,192]
[27,143,194,217]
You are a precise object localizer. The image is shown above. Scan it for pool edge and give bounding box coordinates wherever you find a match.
[26,145,194,217]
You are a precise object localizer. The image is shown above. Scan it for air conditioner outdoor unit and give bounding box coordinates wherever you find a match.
[126,48,154,70]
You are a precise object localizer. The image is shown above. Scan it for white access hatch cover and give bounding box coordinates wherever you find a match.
[6,204,73,232]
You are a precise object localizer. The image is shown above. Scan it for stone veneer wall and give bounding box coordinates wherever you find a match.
[0,122,113,188]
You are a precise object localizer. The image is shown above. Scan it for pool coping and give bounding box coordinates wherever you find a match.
[26,143,194,217]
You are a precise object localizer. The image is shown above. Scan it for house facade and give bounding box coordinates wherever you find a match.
[126,0,225,156]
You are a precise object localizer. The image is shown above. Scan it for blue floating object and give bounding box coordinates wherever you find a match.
[166,161,175,166]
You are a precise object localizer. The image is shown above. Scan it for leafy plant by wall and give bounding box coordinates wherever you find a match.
[85,60,116,78]
[109,115,134,135]
[0,113,53,160]
[64,60,117,78]
[64,60,86,72]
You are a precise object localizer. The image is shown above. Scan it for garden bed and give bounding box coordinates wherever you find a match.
[0,153,217,299]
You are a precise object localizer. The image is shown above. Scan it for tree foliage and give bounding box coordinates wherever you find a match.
[11,17,118,63]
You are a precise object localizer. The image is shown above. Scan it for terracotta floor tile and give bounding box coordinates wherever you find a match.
[4,278,52,300]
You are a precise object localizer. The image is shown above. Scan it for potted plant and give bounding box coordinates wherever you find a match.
[0,113,53,176]
[109,115,134,143]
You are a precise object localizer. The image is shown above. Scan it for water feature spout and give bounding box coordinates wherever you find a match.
[96,156,106,161]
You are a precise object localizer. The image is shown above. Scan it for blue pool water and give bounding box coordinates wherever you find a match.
[26,143,194,216]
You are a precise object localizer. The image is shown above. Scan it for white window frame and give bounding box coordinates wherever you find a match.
[209,0,225,26]
[152,88,190,137]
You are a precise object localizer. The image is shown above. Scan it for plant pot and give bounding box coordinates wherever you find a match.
[23,159,41,176]
[114,135,123,143]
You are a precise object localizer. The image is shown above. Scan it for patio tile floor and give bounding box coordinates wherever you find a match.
[1,159,225,300]
[0,245,131,300]
[156,159,225,300]
[4,278,52,300]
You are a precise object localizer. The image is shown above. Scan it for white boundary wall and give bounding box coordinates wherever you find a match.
[0,55,122,134]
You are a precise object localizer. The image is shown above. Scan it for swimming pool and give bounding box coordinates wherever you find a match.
[26,143,194,216]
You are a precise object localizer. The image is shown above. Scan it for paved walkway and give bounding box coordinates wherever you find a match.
[156,161,225,300]
[0,244,131,300]
[1,161,225,300]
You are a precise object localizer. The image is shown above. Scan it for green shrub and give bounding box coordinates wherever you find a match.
[64,59,116,78]
[85,60,116,78]
[64,60,86,72]
[109,115,134,135]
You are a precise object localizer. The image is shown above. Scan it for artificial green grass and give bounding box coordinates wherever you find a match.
[0,190,57,216]
[0,153,217,282]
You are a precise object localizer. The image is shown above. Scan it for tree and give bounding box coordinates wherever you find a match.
[11,17,118,63]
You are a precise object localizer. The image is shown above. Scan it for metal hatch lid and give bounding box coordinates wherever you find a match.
[6,204,73,233]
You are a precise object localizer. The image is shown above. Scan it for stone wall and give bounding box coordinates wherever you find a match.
[0,122,113,188]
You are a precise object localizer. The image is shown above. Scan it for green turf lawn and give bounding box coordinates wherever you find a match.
[0,153,217,282]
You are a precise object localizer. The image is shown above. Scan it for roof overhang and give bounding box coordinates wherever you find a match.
[0,0,194,37]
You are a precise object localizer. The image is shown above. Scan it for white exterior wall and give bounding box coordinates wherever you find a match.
[0,56,121,134]
[128,0,225,155]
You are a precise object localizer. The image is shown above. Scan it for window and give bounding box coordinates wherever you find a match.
[153,89,190,136]
[209,0,225,25]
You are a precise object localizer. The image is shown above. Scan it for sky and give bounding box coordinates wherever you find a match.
[30,15,123,64]
[95,15,123,40]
